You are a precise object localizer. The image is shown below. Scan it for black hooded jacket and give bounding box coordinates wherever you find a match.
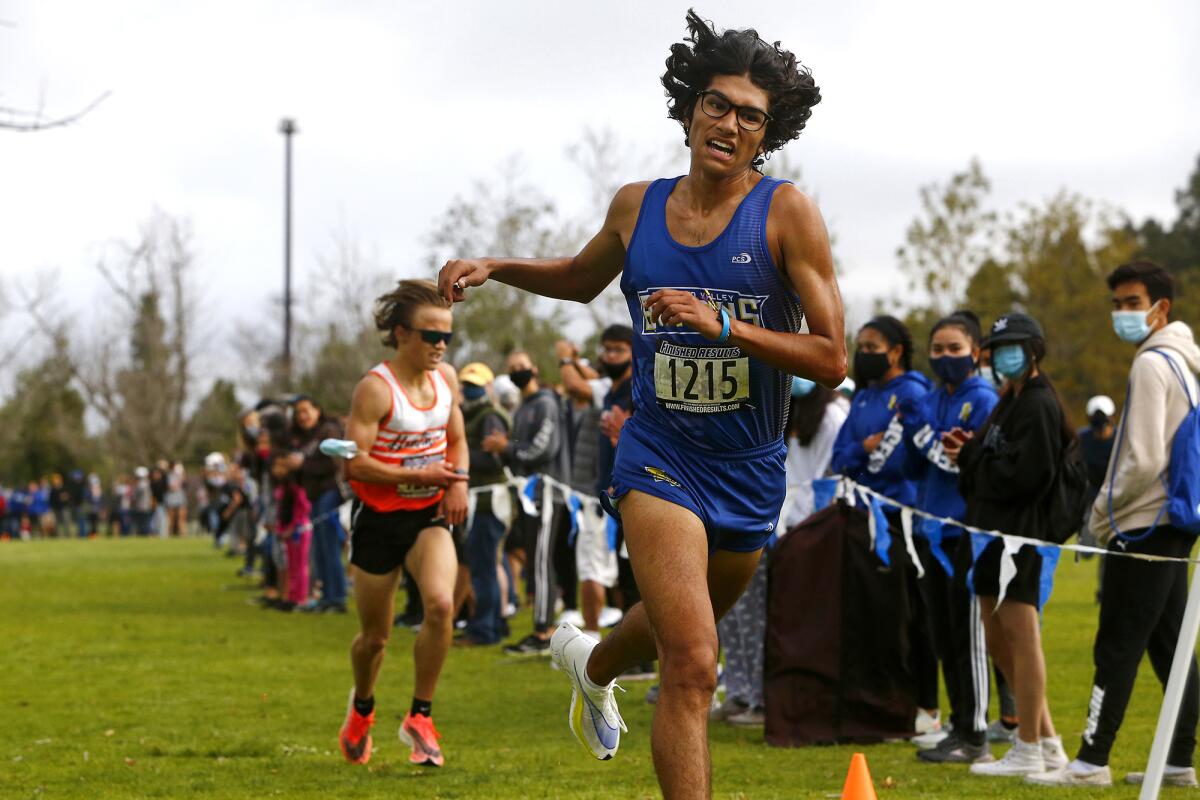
[957,375,1064,541]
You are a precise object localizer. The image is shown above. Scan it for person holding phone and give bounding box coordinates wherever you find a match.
[898,312,999,764]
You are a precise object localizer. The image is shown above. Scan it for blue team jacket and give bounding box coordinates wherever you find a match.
[831,370,933,507]
[900,375,999,525]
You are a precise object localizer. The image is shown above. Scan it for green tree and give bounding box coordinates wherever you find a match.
[897,158,997,316]
[1131,153,1200,329]
[1001,193,1138,417]
[0,344,91,482]
[184,379,243,466]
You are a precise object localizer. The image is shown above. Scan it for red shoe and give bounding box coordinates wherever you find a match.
[399,712,444,767]
[338,689,374,764]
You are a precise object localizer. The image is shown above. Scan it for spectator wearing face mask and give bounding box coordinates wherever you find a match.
[457,362,514,646]
[955,312,1074,779]
[1076,396,1116,556]
[1030,261,1200,788]
[831,315,935,724]
[484,350,568,656]
[898,311,1000,764]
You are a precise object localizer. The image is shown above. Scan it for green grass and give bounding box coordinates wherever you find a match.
[0,537,1186,798]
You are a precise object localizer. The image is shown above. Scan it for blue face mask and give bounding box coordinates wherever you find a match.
[992,344,1028,379]
[791,376,816,398]
[1112,304,1157,344]
[931,354,975,387]
[462,383,488,401]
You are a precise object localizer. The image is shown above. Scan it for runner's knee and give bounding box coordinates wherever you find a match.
[658,639,719,696]
[359,631,390,656]
[421,593,454,626]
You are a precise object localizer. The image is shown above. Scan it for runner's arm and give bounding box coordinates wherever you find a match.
[343,374,466,488]
[437,183,647,305]
[729,186,845,385]
[641,185,846,387]
[439,364,469,525]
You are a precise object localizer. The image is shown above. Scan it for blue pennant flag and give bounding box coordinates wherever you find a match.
[921,518,957,577]
[965,531,994,595]
[1035,545,1061,611]
[867,493,892,567]
[812,477,839,512]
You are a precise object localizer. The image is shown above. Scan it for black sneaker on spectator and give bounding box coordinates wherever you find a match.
[503,634,551,657]
[393,611,423,630]
[916,732,992,764]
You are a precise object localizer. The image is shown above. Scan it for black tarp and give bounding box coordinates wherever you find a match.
[764,501,917,746]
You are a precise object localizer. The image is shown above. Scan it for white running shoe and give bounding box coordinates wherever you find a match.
[1125,766,1199,787]
[912,728,951,750]
[970,738,1045,777]
[1040,735,1068,771]
[550,622,627,760]
[1025,763,1113,786]
[915,708,942,735]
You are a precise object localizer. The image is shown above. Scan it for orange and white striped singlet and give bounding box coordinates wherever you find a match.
[351,363,452,512]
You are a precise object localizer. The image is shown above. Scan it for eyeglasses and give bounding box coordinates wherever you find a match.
[697,90,772,132]
[407,327,453,346]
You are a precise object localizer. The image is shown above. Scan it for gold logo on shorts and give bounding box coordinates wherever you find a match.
[644,466,682,488]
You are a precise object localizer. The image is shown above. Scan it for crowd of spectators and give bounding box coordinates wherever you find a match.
[4,258,1195,787]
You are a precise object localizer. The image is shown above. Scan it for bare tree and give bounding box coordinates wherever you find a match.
[0,20,110,132]
[66,211,203,467]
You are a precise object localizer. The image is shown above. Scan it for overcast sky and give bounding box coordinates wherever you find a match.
[3,0,1199,377]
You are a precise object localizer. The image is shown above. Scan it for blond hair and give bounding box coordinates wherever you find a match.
[373,279,448,347]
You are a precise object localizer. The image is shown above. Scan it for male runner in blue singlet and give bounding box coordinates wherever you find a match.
[439,11,844,798]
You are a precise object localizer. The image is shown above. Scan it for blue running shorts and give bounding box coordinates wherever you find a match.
[602,415,786,553]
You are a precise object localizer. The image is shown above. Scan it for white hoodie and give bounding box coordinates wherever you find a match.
[1089,321,1200,544]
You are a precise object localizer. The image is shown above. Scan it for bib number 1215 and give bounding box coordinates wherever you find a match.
[654,348,749,413]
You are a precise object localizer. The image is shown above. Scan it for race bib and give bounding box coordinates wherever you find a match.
[395,452,444,499]
[654,341,749,413]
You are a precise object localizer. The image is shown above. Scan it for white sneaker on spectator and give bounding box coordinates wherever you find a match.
[912,727,952,750]
[986,718,1017,743]
[1025,760,1113,786]
[915,708,942,735]
[709,697,747,721]
[727,706,765,727]
[598,607,624,628]
[970,738,1045,777]
[1125,766,1199,787]
[1041,735,1068,771]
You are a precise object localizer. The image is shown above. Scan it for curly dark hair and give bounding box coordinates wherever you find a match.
[662,9,821,167]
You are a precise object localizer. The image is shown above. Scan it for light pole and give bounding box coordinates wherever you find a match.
[279,117,298,388]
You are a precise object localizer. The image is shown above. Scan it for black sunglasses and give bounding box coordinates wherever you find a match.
[406,327,453,346]
[697,89,772,132]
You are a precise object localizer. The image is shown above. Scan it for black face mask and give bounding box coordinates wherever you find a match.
[600,359,631,380]
[509,369,535,390]
[854,351,891,385]
[1090,410,1110,430]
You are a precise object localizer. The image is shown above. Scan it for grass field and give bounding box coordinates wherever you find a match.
[0,537,1188,799]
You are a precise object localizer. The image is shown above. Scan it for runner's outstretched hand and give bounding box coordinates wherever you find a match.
[438,259,492,304]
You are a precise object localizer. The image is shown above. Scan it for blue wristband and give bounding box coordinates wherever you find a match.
[714,308,731,344]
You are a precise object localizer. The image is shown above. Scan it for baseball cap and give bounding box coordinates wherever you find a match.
[1086,395,1116,418]
[982,312,1045,349]
[459,362,495,386]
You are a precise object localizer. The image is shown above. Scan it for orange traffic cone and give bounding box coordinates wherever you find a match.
[841,752,878,800]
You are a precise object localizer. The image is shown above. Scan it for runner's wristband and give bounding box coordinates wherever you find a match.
[713,308,731,344]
